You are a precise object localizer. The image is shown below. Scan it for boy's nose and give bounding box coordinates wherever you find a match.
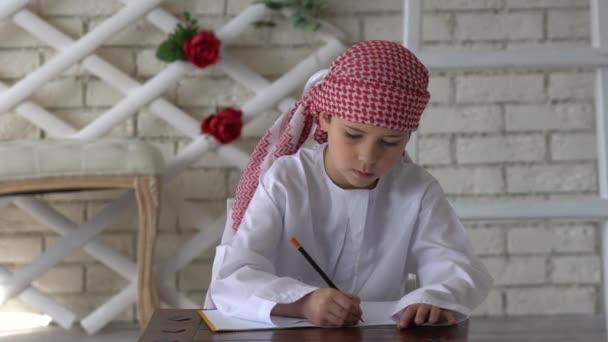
[358,143,380,164]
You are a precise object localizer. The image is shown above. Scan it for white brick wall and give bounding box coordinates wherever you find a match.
[173,169,228,199]
[456,134,546,164]
[547,9,590,39]
[551,256,601,284]
[456,74,544,103]
[0,112,40,139]
[163,0,225,15]
[423,14,452,42]
[363,15,402,41]
[465,225,506,256]
[504,0,588,9]
[178,263,213,290]
[177,77,251,106]
[0,203,84,233]
[91,18,166,47]
[428,77,451,104]
[454,13,543,41]
[0,0,601,321]
[0,237,43,263]
[507,224,596,254]
[425,0,503,10]
[46,234,134,263]
[506,164,596,193]
[505,104,594,131]
[548,72,594,100]
[222,47,317,76]
[54,111,134,139]
[427,166,503,195]
[418,136,452,165]
[0,18,82,48]
[33,266,84,294]
[483,257,547,286]
[37,0,123,16]
[506,287,596,315]
[420,106,502,133]
[0,51,38,78]
[550,133,597,161]
[472,289,503,315]
[85,265,129,292]
[33,78,84,108]
[328,0,402,13]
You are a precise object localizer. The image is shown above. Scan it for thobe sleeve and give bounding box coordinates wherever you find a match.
[390,180,494,324]
[209,171,319,324]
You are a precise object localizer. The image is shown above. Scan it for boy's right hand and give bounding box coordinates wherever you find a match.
[298,288,362,327]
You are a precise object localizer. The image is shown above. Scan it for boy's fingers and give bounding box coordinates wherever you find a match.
[442,310,458,325]
[344,294,362,317]
[328,306,358,327]
[345,311,360,326]
[328,300,361,325]
[325,311,346,327]
[399,305,417,329]
[428,306,441,324]
[332,294,362,318]
[328,301,350,321]
[414,304,431,325]
[346,293,361,304]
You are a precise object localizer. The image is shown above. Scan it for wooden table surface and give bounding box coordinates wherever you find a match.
[138,309,469,342]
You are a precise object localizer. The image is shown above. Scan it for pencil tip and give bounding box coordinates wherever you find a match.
[289,237,301,249]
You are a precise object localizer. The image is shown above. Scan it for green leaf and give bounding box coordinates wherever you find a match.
[288,13,308,27]
[287,12,321,31]
[303,0,316,10]
[171,27,197,46]
[304,21,321,31]
[253,20,277,28]
[156,39,186,62]
[255,0,326,31]
[264,1,285,10]
[187,18,199,29]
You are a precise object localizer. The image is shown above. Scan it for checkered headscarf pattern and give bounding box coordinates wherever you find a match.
[231,40,430,231]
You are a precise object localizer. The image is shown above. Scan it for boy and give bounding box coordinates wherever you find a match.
[207,40,493,329]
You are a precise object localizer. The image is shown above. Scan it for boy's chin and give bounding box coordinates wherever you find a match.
[346,176,379,189]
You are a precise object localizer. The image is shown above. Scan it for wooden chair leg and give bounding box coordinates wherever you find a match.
[134,176,161,328]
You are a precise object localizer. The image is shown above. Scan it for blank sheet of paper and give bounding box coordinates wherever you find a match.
[199,301,398,332]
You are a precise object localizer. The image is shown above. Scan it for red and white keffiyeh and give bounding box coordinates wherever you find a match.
[231,40,430,231]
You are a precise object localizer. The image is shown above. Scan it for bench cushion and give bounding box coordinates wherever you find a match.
[0,139,165,182]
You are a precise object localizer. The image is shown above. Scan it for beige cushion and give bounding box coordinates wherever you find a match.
[0,139,165,182]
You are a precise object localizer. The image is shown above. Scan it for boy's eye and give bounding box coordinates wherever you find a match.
[345,132,362,140]
[382,140,400,147]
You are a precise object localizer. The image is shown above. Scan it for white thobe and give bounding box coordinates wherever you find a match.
[209,144,493,325]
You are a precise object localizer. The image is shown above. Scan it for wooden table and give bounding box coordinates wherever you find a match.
[138,309,469,342]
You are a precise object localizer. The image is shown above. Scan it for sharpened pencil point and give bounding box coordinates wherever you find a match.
[289,237,301,249]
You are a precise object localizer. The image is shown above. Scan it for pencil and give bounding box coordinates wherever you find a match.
[289,236,364,323]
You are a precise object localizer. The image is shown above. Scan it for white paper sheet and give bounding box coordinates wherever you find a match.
[199,301,398,332]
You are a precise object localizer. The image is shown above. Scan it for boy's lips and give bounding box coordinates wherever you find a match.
[354,169,374,177]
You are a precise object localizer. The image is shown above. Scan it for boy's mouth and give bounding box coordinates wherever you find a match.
[354,169,374,178]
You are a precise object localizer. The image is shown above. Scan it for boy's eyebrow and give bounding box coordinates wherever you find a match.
[344,124,406,138]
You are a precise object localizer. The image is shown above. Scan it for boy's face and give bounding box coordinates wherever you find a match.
[318,113,410,189]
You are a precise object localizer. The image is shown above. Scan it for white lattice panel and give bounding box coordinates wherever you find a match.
[0,0,345,334]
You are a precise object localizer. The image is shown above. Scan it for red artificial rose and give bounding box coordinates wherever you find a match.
[183,31,221,69]
[201,108,243,144]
